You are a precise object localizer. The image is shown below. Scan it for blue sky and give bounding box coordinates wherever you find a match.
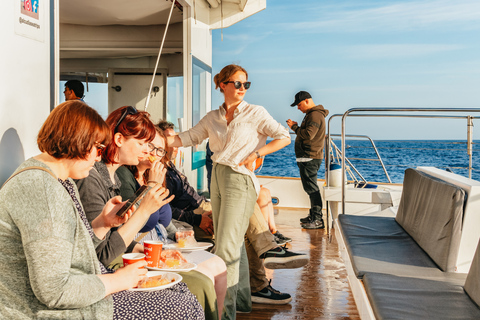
[212,0,480,140]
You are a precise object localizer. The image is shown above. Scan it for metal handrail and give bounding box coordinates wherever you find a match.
[337,108,480,215]
[329,134,392,183]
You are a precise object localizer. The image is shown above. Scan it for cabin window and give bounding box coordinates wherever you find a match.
[166,76,184,130]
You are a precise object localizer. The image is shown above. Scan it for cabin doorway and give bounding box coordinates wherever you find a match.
[108,69,167,123]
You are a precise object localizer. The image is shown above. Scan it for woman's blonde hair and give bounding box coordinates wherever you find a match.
[213,64,248,93]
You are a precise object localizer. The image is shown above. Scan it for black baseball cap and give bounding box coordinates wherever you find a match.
[290,91,312,107]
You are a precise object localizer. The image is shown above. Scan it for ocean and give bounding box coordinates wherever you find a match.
[259,140,480,184]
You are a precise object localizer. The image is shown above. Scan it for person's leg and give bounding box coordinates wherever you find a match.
[298,160,323,219]
[246,203,278,257]
[245,235,268,292]
[257,187,277,234]
[211,164,256,320]
[247,203,309,269]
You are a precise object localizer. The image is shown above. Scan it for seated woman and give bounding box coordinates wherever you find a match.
[0,101,204,320]
[116,125,173,241]
[75,106,219,320]
[116,125,228,319]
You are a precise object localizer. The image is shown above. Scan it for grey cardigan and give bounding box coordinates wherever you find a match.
[0,158,112,319]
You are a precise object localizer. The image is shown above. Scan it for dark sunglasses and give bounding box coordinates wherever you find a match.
[148,143,167,157]
[223,81,251,90]
[95,143,106,157]
[114,106,138,133]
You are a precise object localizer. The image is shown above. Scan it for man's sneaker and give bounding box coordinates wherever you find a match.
[273,231,292,245]
[261,247,309,269]
[251,284,292,305]
[300,215,312,223]
[301,219,325,229]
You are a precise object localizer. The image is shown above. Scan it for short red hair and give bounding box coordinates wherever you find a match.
[103,106,156,164]
[37,101,111,160]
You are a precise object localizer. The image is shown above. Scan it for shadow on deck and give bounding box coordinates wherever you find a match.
[237,208,360,320]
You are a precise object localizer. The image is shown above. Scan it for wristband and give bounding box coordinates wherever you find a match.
[147,180,159,185]
[255,151,261,159]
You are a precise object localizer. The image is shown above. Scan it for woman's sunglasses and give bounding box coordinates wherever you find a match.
[95,143,106,157]
[223,81,251,90]
[114,106,138,133]
[148,143,167,157]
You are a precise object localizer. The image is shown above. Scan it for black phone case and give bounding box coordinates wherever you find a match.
[116,185,149,217]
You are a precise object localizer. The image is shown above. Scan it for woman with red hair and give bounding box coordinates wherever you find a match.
[76,106,173,267]
[0,101,204,319]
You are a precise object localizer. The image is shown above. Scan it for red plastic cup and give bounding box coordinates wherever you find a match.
[144,240,163,268]
[122,253,145,268]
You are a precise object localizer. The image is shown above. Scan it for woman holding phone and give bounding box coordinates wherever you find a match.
[76,106,173,268]
[0,101,204,319]
[167,64,291,319]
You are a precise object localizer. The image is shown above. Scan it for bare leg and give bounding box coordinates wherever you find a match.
[193,254,227,319]
[257,187,277,234]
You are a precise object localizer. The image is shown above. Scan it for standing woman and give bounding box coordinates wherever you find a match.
[167,64,291,319]
[0,101,204,319]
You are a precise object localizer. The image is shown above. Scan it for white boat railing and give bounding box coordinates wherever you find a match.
[331,108,480,215]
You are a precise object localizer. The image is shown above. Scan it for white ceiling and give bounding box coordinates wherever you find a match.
[59,0,184,26]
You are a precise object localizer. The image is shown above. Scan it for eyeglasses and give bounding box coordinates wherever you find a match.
[148,143,167,157]
[95,143,106,157]
[114,106,138,133]
[223,81,251,90]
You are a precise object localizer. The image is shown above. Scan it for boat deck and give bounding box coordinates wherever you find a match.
[237,208,360,320]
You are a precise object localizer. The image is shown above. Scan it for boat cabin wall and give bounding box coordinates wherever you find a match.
[0,0,56,186]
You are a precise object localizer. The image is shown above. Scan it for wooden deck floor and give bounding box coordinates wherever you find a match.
[237,208,360,320]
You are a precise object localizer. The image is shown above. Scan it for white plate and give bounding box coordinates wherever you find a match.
[163,242,213,252]
[129,271,182,291]
[146,262,197,272]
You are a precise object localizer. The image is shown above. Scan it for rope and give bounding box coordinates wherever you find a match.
[144,0,176,111]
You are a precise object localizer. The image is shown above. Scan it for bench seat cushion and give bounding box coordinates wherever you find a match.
[338,214,438,278]
[396,168,465,272]
[363,271,480,320]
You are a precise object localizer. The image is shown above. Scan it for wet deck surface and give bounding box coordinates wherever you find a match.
[237,208,360,320]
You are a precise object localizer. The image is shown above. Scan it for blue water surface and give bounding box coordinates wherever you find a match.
[259,140,480,184]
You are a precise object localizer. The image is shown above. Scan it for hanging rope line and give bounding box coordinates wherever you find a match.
[144,0,176,111]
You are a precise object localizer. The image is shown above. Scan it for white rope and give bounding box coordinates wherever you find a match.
[144,0,176,111]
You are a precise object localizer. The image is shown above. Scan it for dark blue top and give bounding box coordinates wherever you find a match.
[116,166,172,231]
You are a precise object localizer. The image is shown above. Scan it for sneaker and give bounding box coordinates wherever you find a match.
[273,231,292,244]
[300,215,312,223]
[301,219,325,229]
[274,237,287,246]
[261,247,309,269]
[251,284,292,305]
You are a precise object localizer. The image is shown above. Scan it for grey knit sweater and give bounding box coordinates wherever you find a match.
[0,158,112,319]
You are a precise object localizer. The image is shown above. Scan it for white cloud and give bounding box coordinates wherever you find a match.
[286,0,480,33]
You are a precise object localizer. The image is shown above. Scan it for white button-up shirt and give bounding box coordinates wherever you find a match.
[179,100,290,195]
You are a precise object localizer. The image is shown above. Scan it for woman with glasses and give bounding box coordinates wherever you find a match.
[117,125,228,320]
[116,126,173,237]
[0,101,204,319]
[167,64,291,319]
[76,106,173,268]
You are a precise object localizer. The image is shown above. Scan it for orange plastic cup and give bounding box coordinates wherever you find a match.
[122,253,145,268]
[144,240,163,268]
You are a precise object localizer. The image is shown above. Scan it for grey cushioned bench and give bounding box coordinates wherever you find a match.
[362,238,480,319]
[336,168,480,319]
[338,168,466,278]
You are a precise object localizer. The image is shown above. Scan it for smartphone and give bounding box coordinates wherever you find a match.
[116,185,149,217]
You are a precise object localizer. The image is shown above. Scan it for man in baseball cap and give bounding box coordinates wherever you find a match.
[286,91,329,229]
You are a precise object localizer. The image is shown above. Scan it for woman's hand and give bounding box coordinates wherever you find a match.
[99,260,148,295]
[148,161,167,185]
[90,196,134,239]
[137,184,175,217]
[102,196,133,228]
[239,152,258,172]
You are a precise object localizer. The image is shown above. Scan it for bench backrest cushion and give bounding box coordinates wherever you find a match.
[465,239,480,308]
[396,168,465,272]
